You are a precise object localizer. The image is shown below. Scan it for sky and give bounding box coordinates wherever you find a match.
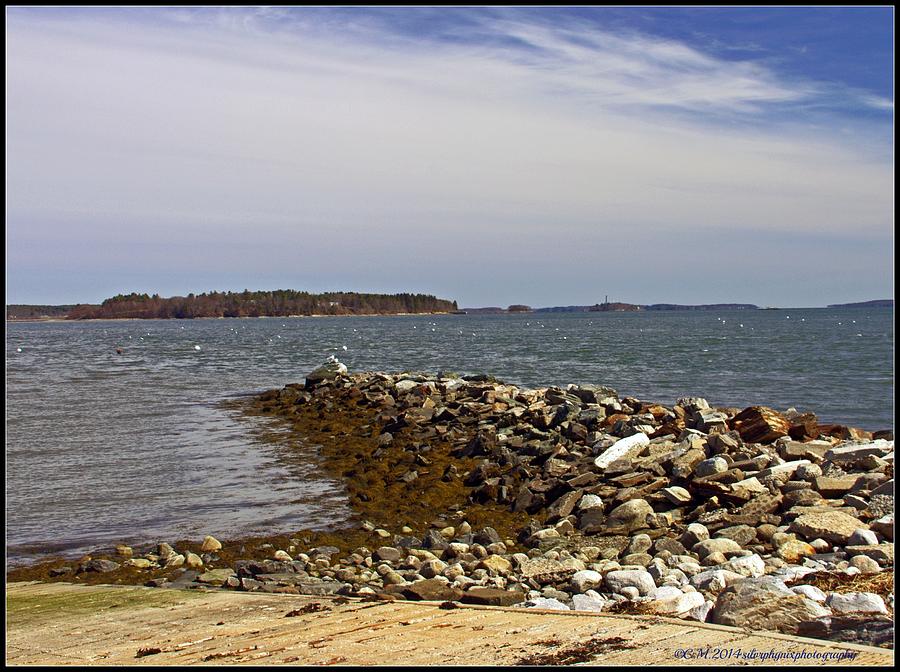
[5,6,894,308]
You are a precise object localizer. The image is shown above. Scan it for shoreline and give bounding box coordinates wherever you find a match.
[6,311,455,324]
[7,367,895,650]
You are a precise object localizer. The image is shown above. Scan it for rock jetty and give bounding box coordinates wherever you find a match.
[19,364,894,649]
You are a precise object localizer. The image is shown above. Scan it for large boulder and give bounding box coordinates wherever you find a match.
[711,577,831,634]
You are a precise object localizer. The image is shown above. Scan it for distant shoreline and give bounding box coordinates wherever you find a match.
[7,300,893,322]
[6,312,455,324]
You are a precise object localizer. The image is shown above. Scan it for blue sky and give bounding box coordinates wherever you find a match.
[6,6,894,307]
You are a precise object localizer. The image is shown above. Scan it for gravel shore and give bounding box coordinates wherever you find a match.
[9,362,894,650]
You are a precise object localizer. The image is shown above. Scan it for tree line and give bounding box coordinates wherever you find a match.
[66,290,458,320]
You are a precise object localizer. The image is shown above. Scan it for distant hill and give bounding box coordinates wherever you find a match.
[827,299,893,308]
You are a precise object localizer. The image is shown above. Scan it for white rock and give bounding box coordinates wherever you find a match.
[572,593,607,612]
[791,585,828,602]
[825,592,889,615]
[577,494,604,511]
[605,569,656,597]
[525,597,570,611]
[653,590,707,617]
[594,432,650,469]
[687,599,714,622]
[570,570,603,593]
[661,486,692,505]
[721,554,766,578]
[848,529,879,546]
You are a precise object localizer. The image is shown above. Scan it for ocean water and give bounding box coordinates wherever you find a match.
[5,308,893,563]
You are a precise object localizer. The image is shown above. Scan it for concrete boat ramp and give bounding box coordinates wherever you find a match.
[5,582,892,666]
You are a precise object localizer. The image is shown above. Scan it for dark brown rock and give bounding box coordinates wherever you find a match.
[401,579,464,602]
[460,587,526,606]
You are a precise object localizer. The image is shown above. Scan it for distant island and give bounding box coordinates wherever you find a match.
[8,295,893,321]
[7,290,458,321]
[827,299,893,308]
[464,302,759,314]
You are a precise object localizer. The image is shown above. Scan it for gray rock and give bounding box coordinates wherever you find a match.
[524,597,570,611]
[690,569,745,594]
[572,593,607,612]
[77,558,120,573]
[848,529,879,546]
[694,457,729,477]
[625,534,652,555]
[711,576,831,634]
[692,538,742,558]
[306,357,348,387]
[796,615,894,648]
[605,499,653,534]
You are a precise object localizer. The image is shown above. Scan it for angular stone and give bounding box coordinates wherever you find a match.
[776,539,817,563]
[815,476,863,498]
[825,440,893,465]
[460,587,525,606]
[572,593,607,612]
[870,515,893,541]
[692,538,742,558]
[197,568,237,585]
[200,535,222,552]
[790,511,868,545]
[796,615,894,648]
[661,486,692,505]
[845,543,893,566]
[825,592,888,615]
[650,590,707,617]
[478,555,512,575]
[731,407,791,444]
[720,554,765,578]
[714,525,757,548]
[594,433,650,469]
[711,577,831,634]
[524,597,570,611]
[401,579,463,602]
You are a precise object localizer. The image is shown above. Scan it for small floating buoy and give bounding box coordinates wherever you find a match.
[194,345,201,351]
[342,345,348,350]
[16,347,22,353]
[116,347,123,355]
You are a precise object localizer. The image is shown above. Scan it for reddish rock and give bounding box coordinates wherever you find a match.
[731,407,791,444]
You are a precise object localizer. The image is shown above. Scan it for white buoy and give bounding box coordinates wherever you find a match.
[342,345,348,350]
[194,345,201,351]
[16,347,22,353]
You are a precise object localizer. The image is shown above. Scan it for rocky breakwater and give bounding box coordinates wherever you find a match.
[23,362,893,650]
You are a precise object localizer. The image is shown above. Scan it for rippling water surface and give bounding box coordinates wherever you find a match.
[6,308,893,563]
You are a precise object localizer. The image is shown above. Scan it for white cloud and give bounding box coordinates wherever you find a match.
[5,9,893,304]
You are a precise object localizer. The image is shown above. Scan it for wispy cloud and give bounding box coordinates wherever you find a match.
[5,8,894,305]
